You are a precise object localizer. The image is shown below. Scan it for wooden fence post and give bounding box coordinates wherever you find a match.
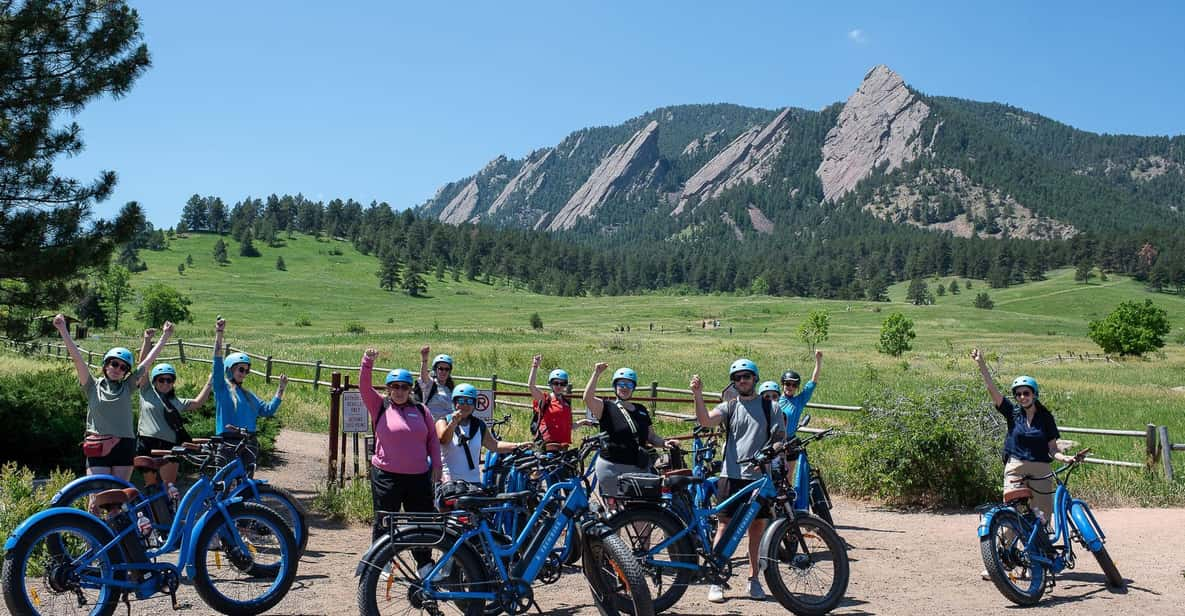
[651,381,659,411]
[313,360,322,390]
[490,373,498,397]
[265,356,273,383]
[340,375,350,486]
[87,350,94,368]
[328,372,341,485]
[177,339,186,364]
[1146,424,1159,469]
[1159,425,1175,482]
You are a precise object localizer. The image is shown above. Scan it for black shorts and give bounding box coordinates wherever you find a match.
[716,476,772,520]
[86,437,136,468]
[136,435,177,457]
[370,467,434,541]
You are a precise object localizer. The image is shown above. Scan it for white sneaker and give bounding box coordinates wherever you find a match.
[707,584,725,603]
[980,569,990,581]
[748,577,766,600]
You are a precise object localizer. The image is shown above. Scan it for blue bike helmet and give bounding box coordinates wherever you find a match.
[385,369,415,385]
[547,369,570,384]
[1010,376,1039,399]
[103,347,134,369]
[432,354,454,369]
[150,363,177,381]
[758,381,781,397]
[729,358,759,379]
[452,383,479,403]
[612,367,637,387]
[225,352,251,377]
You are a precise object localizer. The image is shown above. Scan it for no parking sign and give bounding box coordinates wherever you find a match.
[474,389,495,422]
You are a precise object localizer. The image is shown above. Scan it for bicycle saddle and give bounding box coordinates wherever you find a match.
[453,490,534,510]
[93,487,141,510]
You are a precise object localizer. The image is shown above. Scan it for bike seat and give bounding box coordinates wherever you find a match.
[663,474,705,491]
[94,488,141,510]
[1003,486,1032,502]
[453,490,533,510]
[133,456,166,471]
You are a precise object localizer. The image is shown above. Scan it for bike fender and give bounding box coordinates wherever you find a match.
[976,506,1008,539]
[49,474,133,506]
[578,517,616,540]
[229,480,262,500]
[757,517,791,562]
[4,507,113,551]
[1069,500,1104,552]
[184,496,246,578]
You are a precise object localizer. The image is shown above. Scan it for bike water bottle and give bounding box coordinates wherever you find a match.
[137,511,152,537]
[167,482,180,508]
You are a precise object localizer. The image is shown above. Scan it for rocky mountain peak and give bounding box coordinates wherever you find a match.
[816,64,931,202]
[547,120,661,231]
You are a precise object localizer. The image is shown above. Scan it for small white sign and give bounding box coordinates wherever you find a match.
[474,389,495,422]
[342,391,370,433]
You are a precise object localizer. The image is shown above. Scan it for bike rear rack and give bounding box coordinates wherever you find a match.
[378,511,457,546]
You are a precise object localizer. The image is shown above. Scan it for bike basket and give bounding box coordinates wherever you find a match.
[616,473,664,500]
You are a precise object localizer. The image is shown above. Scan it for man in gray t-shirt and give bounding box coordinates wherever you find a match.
[692,358,786,603]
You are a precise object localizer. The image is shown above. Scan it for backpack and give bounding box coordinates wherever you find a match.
[412,380,438,405]
[376,398,432,431]
[722,397,774,443]
[531,393,556,438]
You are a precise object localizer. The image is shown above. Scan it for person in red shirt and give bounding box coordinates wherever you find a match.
[527,354,572,451]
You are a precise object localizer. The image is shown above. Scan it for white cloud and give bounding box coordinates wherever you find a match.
[848,29,867,45]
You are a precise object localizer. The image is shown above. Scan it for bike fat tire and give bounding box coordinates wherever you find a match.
[562,521,584,566]
[1091,546,1125,589]
[191,501,297,616]
[2,513,123,616]
[978,508,1045,606]
[356,530,486,616]
[250,484,310,556]
[605,506,695,613]
[582,533,655,616]
[762,513,849,616]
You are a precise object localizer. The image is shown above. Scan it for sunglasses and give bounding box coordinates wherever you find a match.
[1015,389,1034,398]
[454,397,476,406]
[782,382,800,389]
[105,360,130,373]
[731,372,755,382]
[613,380,636,390]
[155,377,175,384]
[762,393,780,402]
[435,365,452,372]
[549,380,568,387]
[233,366,250,374]
[388,383,412,391]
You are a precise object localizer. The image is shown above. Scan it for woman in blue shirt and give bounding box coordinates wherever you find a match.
[212,318,287,462]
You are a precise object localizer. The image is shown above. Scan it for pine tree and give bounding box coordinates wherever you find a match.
[238,229,260,257]
[948,280,960,295]
[906,277,931,305]
[402,262,427,297]
[213,238,229,264]
[276,256,286,271]
[377,252,400,291]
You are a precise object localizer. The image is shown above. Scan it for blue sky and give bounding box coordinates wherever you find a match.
[54,1,1185,227]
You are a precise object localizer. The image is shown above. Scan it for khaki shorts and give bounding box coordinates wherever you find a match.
[1003,458,1054,520]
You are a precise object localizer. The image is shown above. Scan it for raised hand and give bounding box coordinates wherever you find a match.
[690,375,702,393]
[143,328,157,340]
[215,318,226,332]
[532,354,542,367]
[815,349,823,361]
[593,362,609,373]
[278,374,289,388]
[364,348,379,361]
[162,321,175,335]
[970,348,983,363]
[53,313,67,331]
[420,345,430,358]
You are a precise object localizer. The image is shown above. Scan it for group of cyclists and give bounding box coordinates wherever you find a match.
[48,309,1104,609]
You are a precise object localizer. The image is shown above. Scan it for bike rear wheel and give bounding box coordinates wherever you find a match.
[979,509,1046,606]
[605,506,696,613]
[1,514,122,616]
[762,514,849,616]
[245,484,309,556]
[582,533,655,616]
[356,530,486,616]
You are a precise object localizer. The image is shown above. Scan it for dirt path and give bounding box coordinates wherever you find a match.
[116,430,1185,615]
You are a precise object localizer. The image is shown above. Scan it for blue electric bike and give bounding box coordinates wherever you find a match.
[978,452,1124,605]
[2,438,298,616]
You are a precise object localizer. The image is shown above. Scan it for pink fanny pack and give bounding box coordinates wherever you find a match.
[81,434,120,458]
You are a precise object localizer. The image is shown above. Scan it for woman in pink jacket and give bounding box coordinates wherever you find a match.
[360,348,442,543]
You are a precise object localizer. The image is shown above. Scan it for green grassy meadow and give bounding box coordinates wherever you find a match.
[14,231,1185,505]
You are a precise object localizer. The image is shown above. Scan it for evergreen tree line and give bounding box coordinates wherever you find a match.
[174,192,1183,300]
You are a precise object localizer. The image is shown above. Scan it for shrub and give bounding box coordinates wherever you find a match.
[797,309,829,353]
[312,476,374,523]
[844,380,1003,507]
[877,312,915,356]
[276,256,286,271]
[0,368,87,473]
[1,463,76,559]
[1088,299,1172,356]
[136,282,194,328]
[530,312,543,330]
[974,292,994,309]
[294,315,312,327]
[345,321,366,334]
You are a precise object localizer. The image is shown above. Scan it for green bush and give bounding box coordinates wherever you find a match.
[312,476,373,523]
[294,315,312,327]
[844,379,1003,507]
[1088,299,1171,356]
[0,368,87,473]
[0,463,77,559]
[529,312,543,330]
[876,312,915,356]
[345,321,366,334]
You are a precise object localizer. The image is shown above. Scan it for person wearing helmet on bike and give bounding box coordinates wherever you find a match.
[527,354,573,450]
[135,329,213,483]
[437,383,525,483]
[53,314,174,480]
[692,358,787,602]
[779,349,823,436]
[972,348,1086,579]
[584,363,679,503]
[360,348,442,547]
[417,345,456,421]
[212,318,287,463]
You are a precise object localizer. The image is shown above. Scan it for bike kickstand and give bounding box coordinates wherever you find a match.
[530,598,545,615]
[122,592,133,616]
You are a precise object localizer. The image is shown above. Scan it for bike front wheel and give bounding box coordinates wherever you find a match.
[1091,545,1125,589]
[1,513,123,616]
[244,483,309,556]
[762,513,849,616]
[979,508,1047,606]
[191,501,298,616]
[605,506,695,613]
[582,533,655,616]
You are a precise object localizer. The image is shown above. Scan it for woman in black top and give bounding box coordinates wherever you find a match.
[583,362,677,504]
